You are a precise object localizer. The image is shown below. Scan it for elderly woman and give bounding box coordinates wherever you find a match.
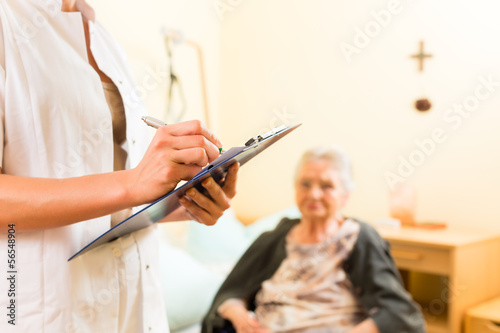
[202,146,425,333]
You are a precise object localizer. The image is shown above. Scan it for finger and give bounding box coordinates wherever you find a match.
[167,134,220,163]
[186,184,225,214]
[176,200,198,222]
[222,162,239,198]
[168,120,223,151]
[173,164,204,181]
[247,316,262,328]
[179,195,219,225]
[170,148,209,167]
[152,162,202,184]
[201,177,231,210]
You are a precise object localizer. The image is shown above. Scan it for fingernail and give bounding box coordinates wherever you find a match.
[186,189,196,197]
[179,197,187,204]
[203,178,212,187]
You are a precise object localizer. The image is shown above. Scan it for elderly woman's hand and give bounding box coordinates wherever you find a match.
[231,311,268,333]
[218,300,268,333]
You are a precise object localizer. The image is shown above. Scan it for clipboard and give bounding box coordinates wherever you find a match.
[69,123,301,260]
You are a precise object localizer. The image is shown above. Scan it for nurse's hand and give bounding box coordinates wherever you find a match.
[162,162,239,225]
[180,162,239,225]
[127,120,223,205]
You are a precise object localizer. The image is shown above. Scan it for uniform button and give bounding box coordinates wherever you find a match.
[132,140,136,145]
[112,247,122,258]
[119,80,123,85]
[146,264,150,270]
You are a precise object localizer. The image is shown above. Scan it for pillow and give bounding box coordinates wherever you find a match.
[185,209,250,265]
[245,206,302,242]
[159,241,224,331]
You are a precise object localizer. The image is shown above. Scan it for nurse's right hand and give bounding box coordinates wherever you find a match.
[126,120,223,205]
[0,119,223,230]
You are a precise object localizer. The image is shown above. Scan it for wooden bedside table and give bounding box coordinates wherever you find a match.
[376,226,500,333]
[466,297,500,333]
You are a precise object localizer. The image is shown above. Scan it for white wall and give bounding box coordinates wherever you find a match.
[219,0,500,230]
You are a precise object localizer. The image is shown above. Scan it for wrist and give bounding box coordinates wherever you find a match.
[115,169,141,208]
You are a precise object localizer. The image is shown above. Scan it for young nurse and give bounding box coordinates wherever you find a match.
[0,0,238,332]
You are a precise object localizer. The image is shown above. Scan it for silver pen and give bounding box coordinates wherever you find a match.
[141,115,226,154]
[141,115,167,129]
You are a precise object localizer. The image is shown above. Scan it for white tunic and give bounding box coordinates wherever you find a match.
[0,0,168,332]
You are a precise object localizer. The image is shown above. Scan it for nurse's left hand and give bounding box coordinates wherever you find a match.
[162,163,239,225]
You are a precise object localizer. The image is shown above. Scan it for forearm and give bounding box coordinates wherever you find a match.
[0,121,234,231]
[0,170,138,232]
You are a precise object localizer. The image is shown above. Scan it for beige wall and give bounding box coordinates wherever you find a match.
[219,0,500,230]
[90,0,500,231]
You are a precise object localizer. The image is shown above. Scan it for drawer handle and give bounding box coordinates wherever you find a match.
[391,250,423,261]
[485,322,500,332]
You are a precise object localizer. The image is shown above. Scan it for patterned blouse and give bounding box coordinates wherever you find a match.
[254,219,367,332]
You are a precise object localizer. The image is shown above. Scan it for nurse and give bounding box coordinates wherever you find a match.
[0,0,238,332]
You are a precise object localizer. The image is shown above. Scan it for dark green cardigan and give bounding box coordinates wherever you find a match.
[202,218,426,333]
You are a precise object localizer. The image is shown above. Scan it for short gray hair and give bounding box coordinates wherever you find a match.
[295,145,355,193]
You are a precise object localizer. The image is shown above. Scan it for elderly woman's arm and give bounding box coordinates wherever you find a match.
[345,221,426,333]
[202,219,297,333]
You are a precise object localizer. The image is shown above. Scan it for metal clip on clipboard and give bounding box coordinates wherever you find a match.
[200,125,289,194]
[244,125,287,147]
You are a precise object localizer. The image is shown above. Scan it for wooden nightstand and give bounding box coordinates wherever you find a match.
[376,226,500,333]
[465,297,500,333]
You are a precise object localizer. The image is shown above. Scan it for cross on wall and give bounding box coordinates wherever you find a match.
[410,41,433,72]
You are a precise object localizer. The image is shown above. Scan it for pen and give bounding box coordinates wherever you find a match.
[141,116,226,154]
[141,115,166,129]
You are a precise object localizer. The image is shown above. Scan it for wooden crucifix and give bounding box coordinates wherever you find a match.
[410,41,432,72]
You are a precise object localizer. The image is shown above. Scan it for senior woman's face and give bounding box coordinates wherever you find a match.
[295,159,348,221]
